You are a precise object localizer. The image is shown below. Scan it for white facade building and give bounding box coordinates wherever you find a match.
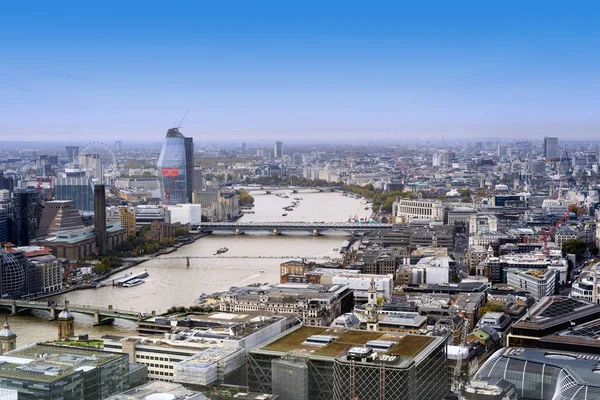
[506,269,556,301]
[166,204,202,225]
[416,256,451,284]
[329,273,394,302]
[394,199,444,223]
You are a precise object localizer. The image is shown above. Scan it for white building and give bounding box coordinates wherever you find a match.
[394,199,444,223]
[506,269,556,301]
[416,256,451,284]
[468,213,498,236]
[328,273,394,303]
[166,204,202,225]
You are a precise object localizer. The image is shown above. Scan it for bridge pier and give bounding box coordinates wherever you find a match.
[93,309,114,326]
[273,229,279,236]
[312,229,319,236]
[186,257,190,267]
[235,228,244,236]
[10,301,16,315]
[48,305,57,320]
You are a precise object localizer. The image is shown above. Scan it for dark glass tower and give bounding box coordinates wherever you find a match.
[184,136,194,203]
[10,190,42,246]
[157,128,188,205]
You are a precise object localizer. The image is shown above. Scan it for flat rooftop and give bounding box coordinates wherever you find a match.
[256,326,437,361]
[0,344,123,383]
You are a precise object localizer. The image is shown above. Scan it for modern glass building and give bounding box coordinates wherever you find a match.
[53,176,95,212]
[474,347,600,400]
[0,250,26,298]
[0,208,7,243]
[157,128,190,205]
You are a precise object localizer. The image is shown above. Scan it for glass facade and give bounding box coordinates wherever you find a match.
[475,348,600,400]
[54,177,95,212]
[0,208,7,243]
[157,128,188,205]
[0,250,26,298]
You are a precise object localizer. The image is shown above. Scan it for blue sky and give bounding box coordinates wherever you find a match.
[1,1,599,142]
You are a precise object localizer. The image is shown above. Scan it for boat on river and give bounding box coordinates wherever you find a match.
[122,279,144,287]
[216,247,229,254]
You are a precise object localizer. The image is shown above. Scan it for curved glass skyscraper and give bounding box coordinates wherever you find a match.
[157,128,192,205]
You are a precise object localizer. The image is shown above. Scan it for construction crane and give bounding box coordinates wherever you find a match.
[540,202,582,254]
[176,108,191,129]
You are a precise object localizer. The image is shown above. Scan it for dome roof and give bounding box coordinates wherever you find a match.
[58,305,74,319]
[0,250,26,298]
[0,319,15,338]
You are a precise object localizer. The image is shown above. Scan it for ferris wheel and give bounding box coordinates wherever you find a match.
[80,142,120,182]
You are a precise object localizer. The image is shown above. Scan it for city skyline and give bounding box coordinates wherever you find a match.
[2,2,600,141]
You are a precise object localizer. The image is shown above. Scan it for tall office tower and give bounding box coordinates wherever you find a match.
[10,190,42,246]
[274,141,283,158]
[114,140,123,151]
[241,142,247,154]
[184,136,194,203]
[192,165,203,193]
[65,146,79,164]
[544,137,559,160]
[53,176,95,212]
[0,172,14,192]
[94,185,107,255]
[0,208,7,243]
[157,128,188,205]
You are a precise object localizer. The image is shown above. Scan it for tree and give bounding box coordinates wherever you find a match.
[563,239,586,260]
[238,190,255,206]
[174,227,188,237]
[480,302,504,315]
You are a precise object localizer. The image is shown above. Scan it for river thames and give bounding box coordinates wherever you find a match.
[6,190,370,346]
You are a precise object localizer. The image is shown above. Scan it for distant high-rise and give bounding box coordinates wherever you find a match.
[241,142,247,154]
[157,128,189,205]
[192,165,203,193]
[65,146,79,164]
[94,185,107,255]
[543,137,559,160]
[114,140,123,151]
[274,141,283,158]
[10,189,42,246]
[184,136,194,203]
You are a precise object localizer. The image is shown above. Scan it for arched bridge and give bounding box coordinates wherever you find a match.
[233,185,340,193]
[199,221,392,235]
[0,299,151,326]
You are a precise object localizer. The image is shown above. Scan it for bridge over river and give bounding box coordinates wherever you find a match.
[199,221,392,235]
[0,299,151,326]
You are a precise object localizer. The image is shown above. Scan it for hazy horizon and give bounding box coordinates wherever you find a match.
[2,2,599,141]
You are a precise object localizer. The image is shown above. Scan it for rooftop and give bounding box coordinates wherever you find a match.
[513,296,600,331]
[0,344,124,383]
[257,326,436,361]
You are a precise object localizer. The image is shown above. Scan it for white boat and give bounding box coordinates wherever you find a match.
[122,279,145,287]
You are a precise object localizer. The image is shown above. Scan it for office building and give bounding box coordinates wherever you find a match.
[474,347,600,399]
[192,165,203,192]
[274,141,283,158]
[118,206,137,237]
[53,175,95,212]
[157,128,190,205]
[65,145,79,163]
[0,208,7,243]
[166,204,202,225]
[0,172,14,193]
[114,140,123,151]
[248,326,449,400]
[507,296,600,348]
[0,344,132,399]
[543,136,559,160]
[0,249,26,299]
[10,189,42,246]
[241,141,247,153]
[219,283,353,326]
[506,269,557,301]
[393,198,444,223]
[105,311,286,383]
[94,184,107,254]
[36,200,85,238]
[184,136,194,203]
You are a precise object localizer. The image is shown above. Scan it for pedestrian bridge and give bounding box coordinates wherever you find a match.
[199,221,392,235]
[0,299,150,325]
